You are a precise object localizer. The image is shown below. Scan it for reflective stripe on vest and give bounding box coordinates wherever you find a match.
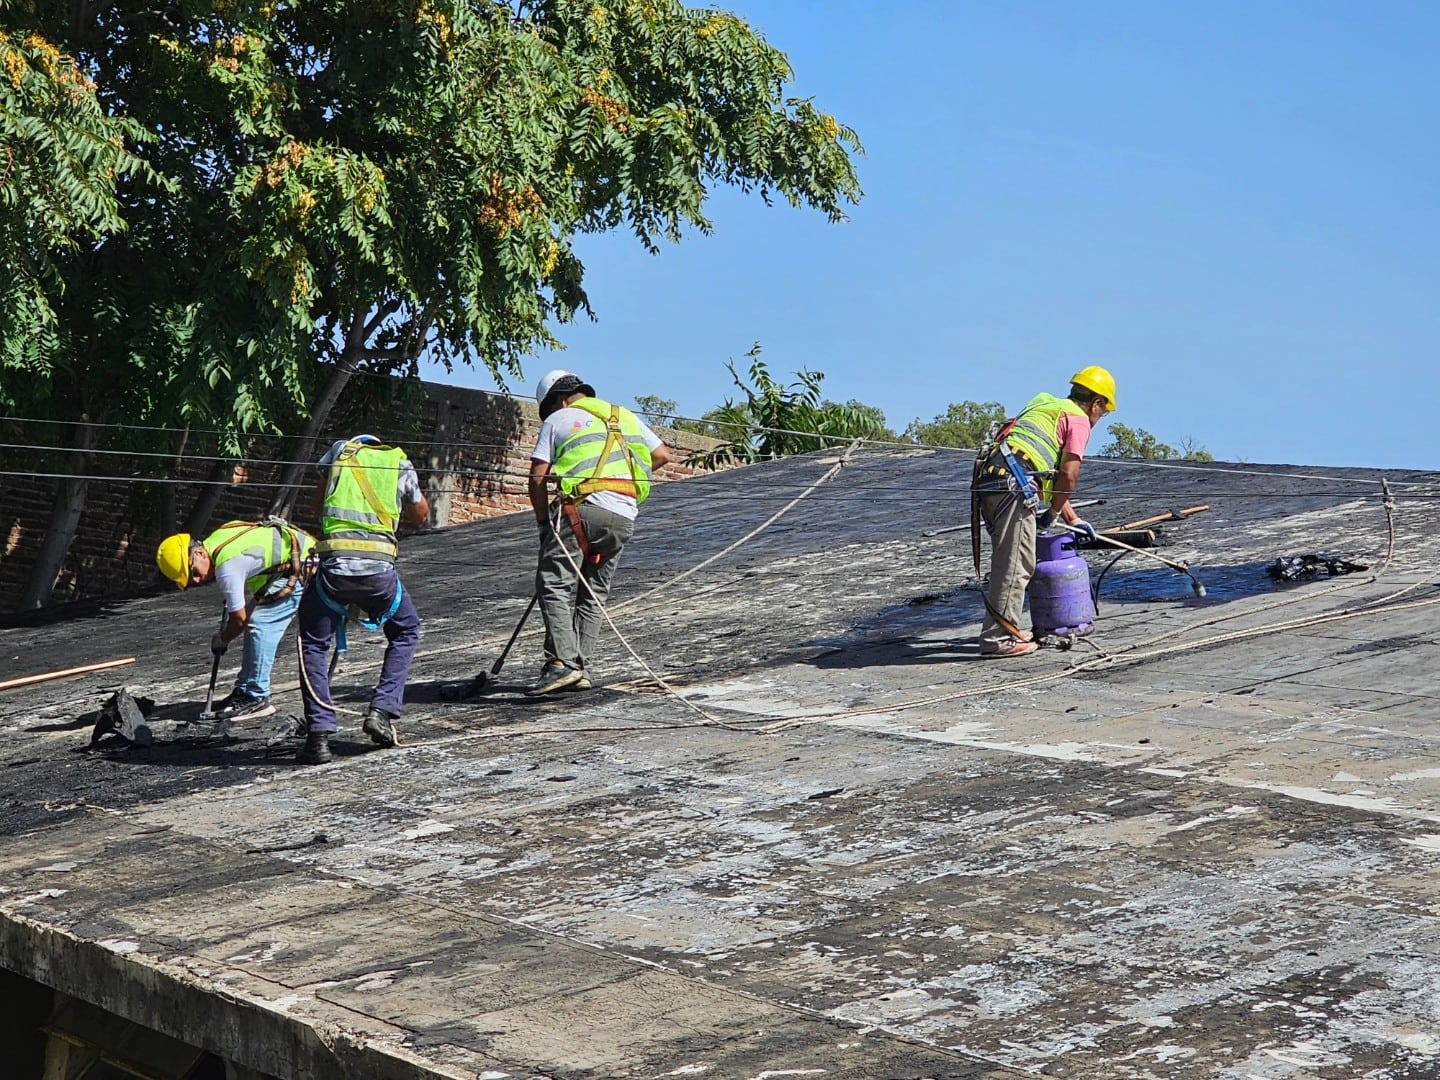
[1003,393,1089,504]
[203,522,315,598]
[318,442,406,560]
[552,398,654,505]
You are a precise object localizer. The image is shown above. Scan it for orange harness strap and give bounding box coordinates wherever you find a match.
[562,503,606,569]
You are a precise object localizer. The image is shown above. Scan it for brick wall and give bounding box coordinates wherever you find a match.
[0,379,724,614]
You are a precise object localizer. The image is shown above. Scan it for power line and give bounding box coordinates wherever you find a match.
[2,468,1436,505]
[1,411,1428,488]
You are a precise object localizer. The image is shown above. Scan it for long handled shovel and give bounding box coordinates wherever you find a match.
[197,650,223,721]
[467,593,539,694]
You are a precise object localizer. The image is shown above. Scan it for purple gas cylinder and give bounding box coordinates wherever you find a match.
[1028,530,1095,637]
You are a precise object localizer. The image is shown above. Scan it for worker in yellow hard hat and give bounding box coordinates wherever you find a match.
[969,367,1116,658]
[156,520,315,721]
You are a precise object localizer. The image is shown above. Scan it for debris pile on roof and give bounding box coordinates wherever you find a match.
[1267,552,1370,582]
[88,688,154,748]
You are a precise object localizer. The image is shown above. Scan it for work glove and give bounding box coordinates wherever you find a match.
[210,632,228,657]
[1036,508,1056,530]
[1071,519,1098,542]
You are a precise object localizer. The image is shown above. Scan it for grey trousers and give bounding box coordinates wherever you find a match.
[536,502,635,672]
[978,490,1036,649]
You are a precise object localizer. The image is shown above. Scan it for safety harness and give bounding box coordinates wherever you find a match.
[315,440,403,561]
[555,401,648,568]
[310,572,407,661]
[969,420,1047,642]
[566,401,648,503]
[207,517,312,609]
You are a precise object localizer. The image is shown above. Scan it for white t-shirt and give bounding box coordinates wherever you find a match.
[214,550,266,616]
[532,407,665,521]
[316,439,424,576]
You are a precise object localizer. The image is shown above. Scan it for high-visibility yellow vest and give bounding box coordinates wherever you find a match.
[552,397,654,505]
[203,521,315,599]
[318,441,407,561]
[1004,393,1089,503]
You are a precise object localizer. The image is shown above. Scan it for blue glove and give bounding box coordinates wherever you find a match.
[1071,519,1098,542]
[1036,508,1056,530]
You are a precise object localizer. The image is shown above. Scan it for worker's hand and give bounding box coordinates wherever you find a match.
[1036,508,1056,530]
[210,632,228,656]
[1071,519,1098,542]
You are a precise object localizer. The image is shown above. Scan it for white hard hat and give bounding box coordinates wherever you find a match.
[534,369,594,412]
[535,369,576,405]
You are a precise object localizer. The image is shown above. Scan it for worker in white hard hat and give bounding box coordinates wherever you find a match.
[524,369,672,695]
[970,367,1116,658]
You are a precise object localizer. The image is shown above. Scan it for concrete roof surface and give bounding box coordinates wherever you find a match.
[3,447,1440,1079]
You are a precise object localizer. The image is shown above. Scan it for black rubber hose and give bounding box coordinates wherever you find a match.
[1091,552,1129,613]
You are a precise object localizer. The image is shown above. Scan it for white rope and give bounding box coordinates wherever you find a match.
[542,501,748,732]
[415,442,861,663]
[756,479,1417,734]
[614,442,863,613]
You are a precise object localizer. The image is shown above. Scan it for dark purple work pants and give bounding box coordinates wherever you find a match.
[298,567,421,734]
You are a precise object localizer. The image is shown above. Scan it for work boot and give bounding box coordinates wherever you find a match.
[296,732,332,765]
[527,661,583,696]
[362,707,399,748]
[223,693,276,722]
[570,672,593,692]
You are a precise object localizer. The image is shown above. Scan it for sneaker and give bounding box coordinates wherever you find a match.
[980,639,1039,659]
[362,707,399,748]
[212,689,241,713]
[223,693,276,722]
[570,672,593,692]
[296,732,332,765]
[527,662,584,696]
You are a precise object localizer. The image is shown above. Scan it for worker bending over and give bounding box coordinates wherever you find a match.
[972,367,1115,658]
[156,520,315,720]
[526,370,671,695]
[296,434,429,764]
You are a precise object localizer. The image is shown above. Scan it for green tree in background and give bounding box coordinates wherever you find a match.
[697,345,887,466]
[904,401,1007,449]
[633,395,679,427]
[1177,436,1216,462]
[1,0,862,606]
[1101,423,1214,461]
[0,30,162,384]
[828,399,895,440]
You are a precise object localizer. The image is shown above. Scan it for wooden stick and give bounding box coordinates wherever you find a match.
[0,657,137,692]
[1109,505,1210,532]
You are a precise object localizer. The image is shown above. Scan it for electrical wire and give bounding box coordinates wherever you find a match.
[3,410,1431,488]
[1,464,1435,504]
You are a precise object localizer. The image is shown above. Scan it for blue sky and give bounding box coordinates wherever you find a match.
[426,1,1440,468]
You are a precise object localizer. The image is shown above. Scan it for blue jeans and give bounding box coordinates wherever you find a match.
[298,567,421,734]
[233,585,304,699]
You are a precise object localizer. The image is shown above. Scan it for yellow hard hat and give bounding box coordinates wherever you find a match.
[1070,366,1117,412]
[156,533,193,589]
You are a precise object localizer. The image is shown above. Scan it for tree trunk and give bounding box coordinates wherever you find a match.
[267,356,357,518]
[182,454,235,538]
[19,424,95,610]
[160,423,191,532]
[267,303,428,518]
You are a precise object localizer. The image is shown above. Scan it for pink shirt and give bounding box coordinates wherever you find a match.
[1056,413,1092,460]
